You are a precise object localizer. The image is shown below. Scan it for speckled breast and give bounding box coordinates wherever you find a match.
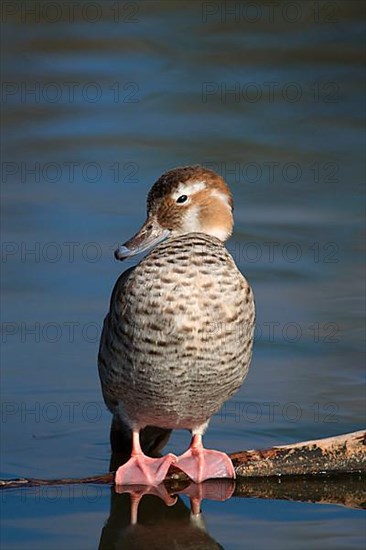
[99,233,255,431]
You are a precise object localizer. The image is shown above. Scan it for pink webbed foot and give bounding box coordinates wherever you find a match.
[115,429,176,487]
[176,435,235,484]
[115,453,176,486]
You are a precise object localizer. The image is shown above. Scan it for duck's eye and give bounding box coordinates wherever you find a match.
[176,195,188,204]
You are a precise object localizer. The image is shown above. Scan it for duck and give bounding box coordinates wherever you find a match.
[98,165,255,486]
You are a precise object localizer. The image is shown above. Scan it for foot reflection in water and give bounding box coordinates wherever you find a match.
[98,478,233,550]
[98,444,233,549]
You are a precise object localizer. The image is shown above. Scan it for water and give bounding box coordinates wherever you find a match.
[1,1,365,548]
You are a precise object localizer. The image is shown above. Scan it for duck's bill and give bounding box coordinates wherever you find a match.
[114,218,170,261]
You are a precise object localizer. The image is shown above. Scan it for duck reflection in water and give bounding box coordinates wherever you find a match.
[98,438,233,550]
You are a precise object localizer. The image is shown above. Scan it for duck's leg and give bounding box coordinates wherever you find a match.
[110,415,171,456]
[115,430,177,486]
[175,434,235,484]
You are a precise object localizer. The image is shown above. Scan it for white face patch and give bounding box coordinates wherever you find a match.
[181,204,201,233]
[171,180,206,202]
[207,226,231,241]
[170,179,233,241]
[211,189,232,211]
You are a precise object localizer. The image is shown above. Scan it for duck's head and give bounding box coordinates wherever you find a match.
[115,165,233,260]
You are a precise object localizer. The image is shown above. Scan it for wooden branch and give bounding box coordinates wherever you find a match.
[1,431,365,510]
[230,429,366,478]
[0,473,114,490]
